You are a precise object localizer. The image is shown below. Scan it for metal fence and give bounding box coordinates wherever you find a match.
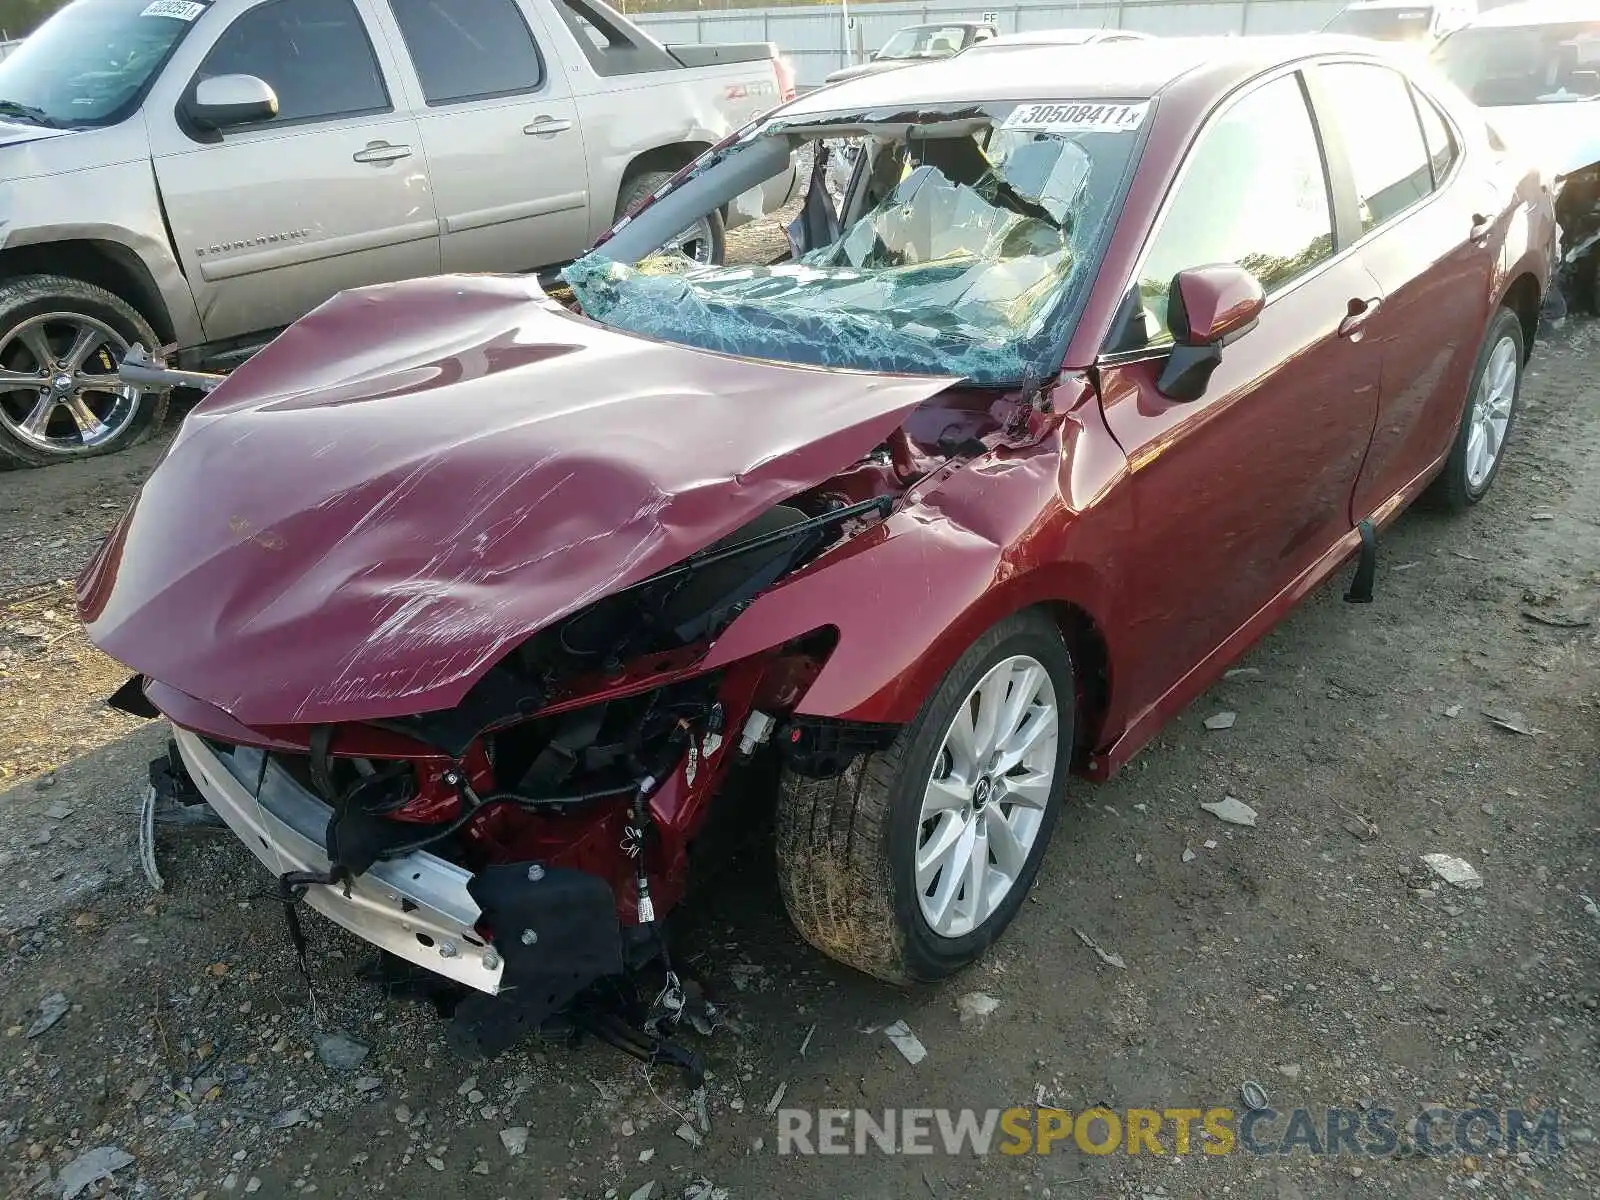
[0,39,19,61]
[635,0,1348,86]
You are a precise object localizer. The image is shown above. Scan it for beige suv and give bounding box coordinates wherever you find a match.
[0,0,796,466]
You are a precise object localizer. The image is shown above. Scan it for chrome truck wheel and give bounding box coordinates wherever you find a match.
[613,170,727,266]
[0,275,167,467]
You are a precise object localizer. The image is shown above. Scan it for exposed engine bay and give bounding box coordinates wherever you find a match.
[1555,159,1600,314]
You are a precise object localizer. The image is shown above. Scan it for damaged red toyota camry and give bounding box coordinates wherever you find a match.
[80,37,1553,1064]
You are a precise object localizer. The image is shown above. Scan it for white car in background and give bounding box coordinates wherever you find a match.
[957,28,1154,55]
[1430,0,1600,177]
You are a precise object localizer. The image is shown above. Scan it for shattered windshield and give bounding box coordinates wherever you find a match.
[1433,22,1600,105]
[877,26,971,60]
[563,100,1148,385]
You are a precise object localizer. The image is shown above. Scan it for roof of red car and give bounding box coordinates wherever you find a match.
[785,34,1390,113]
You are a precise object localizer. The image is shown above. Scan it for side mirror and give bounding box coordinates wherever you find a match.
[185,74,279,132]
[1156,263,1265,402]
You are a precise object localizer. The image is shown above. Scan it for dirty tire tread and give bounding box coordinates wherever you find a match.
[0,274,168,468]
[613,170,727,266]
[775,609,1075,985]
[777,747,911,984]
[1423,305,1524,512]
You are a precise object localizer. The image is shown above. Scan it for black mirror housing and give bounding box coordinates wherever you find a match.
[1156,342,1224,402]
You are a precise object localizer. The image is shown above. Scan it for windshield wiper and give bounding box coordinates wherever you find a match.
[0,100,57,128]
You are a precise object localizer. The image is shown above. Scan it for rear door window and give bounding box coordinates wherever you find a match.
[1318,62,1434,231]
[388,0,546,105]
[1131,72,1335,346]
[1412,85,1459,186]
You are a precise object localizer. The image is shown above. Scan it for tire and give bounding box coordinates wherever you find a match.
[0,274,168,468]
[1425,306,1524,512]
[775,609,1075,984]
[614,170,726,266]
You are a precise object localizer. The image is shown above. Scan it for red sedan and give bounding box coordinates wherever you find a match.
[81,36,1553,1054]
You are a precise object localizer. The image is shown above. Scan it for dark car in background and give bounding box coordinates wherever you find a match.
[1323,0,1476,46]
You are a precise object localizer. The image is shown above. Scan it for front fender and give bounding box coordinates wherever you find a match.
[702,408,1132,725]
[0,163,205,346]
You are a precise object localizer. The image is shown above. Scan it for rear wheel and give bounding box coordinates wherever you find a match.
[1425,306,1524,511]
[775,610,1074,983]
[613,170,725,266]
[0,274,167,468]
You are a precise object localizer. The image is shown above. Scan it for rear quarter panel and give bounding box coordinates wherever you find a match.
[1419,65,1553,312]
[571,56,790,240]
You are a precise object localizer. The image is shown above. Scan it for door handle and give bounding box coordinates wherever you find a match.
[1470,212,1495,244]
[1337,296,1382,339]
[523,117,573,137]
[352,141,412,164]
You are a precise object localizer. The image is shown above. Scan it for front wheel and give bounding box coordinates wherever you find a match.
[1425,306,1524,511]
[0,274,168,468]
[775,610,1075,984]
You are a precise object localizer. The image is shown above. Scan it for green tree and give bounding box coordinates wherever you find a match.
[0,0,66,40]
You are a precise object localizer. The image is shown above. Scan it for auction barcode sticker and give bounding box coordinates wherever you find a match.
[1002,101,1150,135]
[141,1,208,19]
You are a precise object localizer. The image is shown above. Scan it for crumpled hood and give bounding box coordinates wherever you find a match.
[79,273,954,726]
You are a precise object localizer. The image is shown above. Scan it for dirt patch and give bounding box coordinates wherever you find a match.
[0,314,1596,1199]
[0,437,172,789]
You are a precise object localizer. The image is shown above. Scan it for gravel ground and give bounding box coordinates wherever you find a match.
[0,274,1596,1199]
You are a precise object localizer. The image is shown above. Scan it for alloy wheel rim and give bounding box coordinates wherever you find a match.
[915,654,1059,939]
[0,312,145,454]
[667,215,717,265]
[1465,335,1517,490]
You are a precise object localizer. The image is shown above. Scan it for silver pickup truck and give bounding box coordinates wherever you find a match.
[0,0,797,466]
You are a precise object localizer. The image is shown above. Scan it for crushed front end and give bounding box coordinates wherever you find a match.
[120,487,898,1065]
[80,267,1037,1065]
[79,93,1089,1058]
[1555,158,1600,313]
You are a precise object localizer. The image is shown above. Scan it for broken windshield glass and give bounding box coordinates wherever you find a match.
[563,101,1145,385]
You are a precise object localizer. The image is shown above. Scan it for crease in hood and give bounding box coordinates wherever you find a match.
[79,274,955,727]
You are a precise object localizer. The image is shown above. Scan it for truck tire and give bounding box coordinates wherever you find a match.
[0,274,168,468]
[614,170,726,266]
[775,610,1075,984]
